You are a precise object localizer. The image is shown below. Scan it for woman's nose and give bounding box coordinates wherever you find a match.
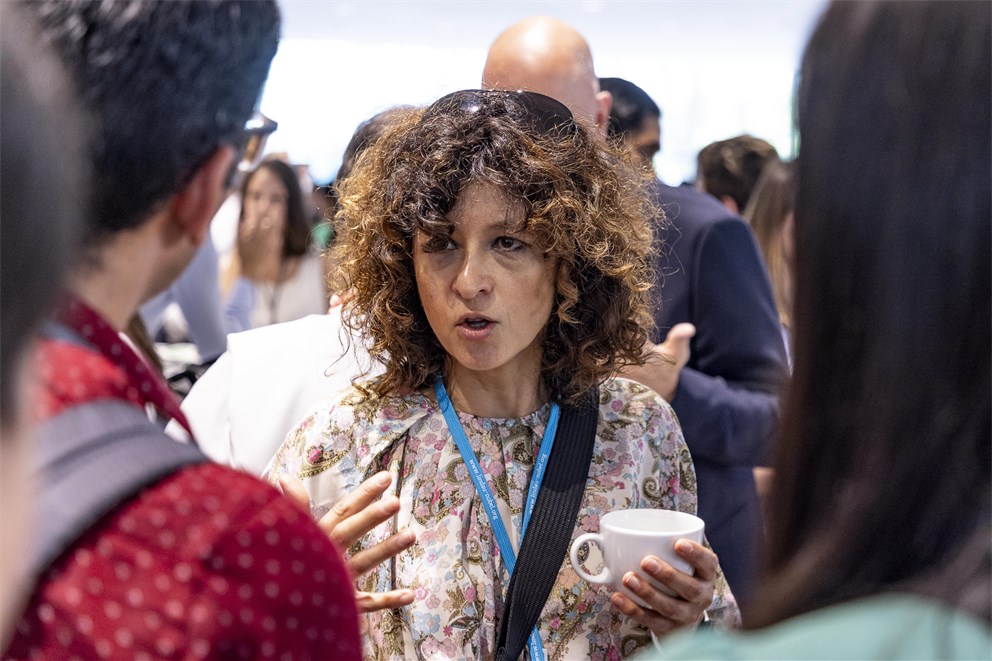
[452,251,493,299]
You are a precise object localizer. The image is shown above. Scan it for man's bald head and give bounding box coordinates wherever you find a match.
[483,17,611,133]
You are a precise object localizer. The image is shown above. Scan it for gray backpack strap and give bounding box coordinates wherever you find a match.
[32,399,208,579]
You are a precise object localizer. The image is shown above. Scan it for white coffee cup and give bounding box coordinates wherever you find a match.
[569,509,704,607]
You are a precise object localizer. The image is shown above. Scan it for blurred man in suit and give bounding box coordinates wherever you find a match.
[485,27,788,605]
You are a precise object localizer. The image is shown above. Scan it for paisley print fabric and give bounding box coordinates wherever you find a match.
[267,378,740,660]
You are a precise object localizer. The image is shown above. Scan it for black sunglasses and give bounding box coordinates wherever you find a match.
[425,89,577,136]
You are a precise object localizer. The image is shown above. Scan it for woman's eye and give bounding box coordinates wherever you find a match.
[422,235,453,252]
[494,236,523,251]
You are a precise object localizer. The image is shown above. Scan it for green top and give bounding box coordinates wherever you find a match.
[643,594,990,661]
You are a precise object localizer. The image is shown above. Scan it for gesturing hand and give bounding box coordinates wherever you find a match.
[278,471,416,612]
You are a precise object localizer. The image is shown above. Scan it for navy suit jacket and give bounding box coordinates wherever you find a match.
[652,180,788,603]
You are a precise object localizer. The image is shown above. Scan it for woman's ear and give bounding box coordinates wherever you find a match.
[594,90,613,137]
[170,145,237,245]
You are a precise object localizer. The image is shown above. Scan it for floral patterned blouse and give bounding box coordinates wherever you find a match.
[267,378,740,660]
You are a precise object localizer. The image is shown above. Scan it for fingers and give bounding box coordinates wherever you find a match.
[659,323,696,369]
[276,475,311,511]
[667,322,697,341]
[610,543,717,636]
[355,589,415,613]
[290,471,416,576]
[323,494,402,548]
[610,589,683,636]
[319,471,396,547]
[347,529,417,577]
[239,216,282,252]
[674,539,718,582]
[637,554,710,607]
[325,471,392,527]
[283,472,420,615]
[614,569,701,632]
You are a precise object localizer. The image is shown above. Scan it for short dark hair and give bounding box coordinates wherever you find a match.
[696,134,779,212]
[240,160,312,258]
[30,0,280,249]
[319,107,414,222]
[336,107,414,185]
[599,77,661,139]
[1,5,87,424]
[750,0,991,628]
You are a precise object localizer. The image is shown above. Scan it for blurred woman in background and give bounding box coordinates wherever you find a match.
[223,159,328,328]
[743,159,795,364]
[644,1,990,657]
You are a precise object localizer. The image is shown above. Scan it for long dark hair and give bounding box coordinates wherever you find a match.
[749,0,991,628]
[240,159,311,258]
[1,5,87,423]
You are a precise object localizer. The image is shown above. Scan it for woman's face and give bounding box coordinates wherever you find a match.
[242,166,289,233]
[414,182,557,384]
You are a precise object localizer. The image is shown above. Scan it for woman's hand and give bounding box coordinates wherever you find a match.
[609,539,717,636]
[278,471,417,612]
[237,213,283,281]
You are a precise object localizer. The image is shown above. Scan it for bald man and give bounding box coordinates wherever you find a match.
[483,17,611,130]
[484,17,789,607]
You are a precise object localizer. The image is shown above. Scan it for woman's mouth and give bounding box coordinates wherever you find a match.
[456,316,495,339]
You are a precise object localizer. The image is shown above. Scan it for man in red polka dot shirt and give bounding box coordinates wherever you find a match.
[4,3,413,659]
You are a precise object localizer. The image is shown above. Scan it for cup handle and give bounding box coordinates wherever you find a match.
[569,533,612,584]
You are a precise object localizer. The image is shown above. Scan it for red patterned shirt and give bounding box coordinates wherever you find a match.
[5,300,362,660]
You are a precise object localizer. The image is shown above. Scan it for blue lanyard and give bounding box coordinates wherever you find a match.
[434,378,560,661]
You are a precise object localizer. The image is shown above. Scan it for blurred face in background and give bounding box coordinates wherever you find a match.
[629,114,661,169]
[242,165,289,237]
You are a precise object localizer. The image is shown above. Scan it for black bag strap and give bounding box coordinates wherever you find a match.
[495,388,599,661]
[31,399,208,579]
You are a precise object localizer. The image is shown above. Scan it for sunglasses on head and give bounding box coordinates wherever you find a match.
[425,89,577,136]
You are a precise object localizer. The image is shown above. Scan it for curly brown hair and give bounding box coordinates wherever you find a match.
[332,90,659,403]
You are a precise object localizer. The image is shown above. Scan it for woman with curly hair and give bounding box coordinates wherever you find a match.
[267,90,738,659]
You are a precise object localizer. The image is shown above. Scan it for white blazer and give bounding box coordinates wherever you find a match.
[174,310,381,475]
